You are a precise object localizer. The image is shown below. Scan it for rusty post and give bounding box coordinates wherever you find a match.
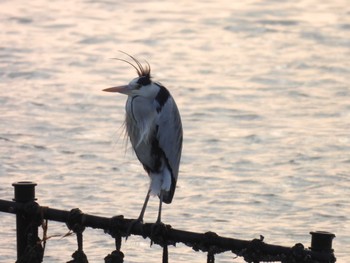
[310,231,335,252]
[12,181,38,261]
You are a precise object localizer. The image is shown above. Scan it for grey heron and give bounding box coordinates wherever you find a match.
[103,53,183,229]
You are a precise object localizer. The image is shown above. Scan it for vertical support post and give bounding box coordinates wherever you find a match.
[310,231,335,252]
[12,181,37,261]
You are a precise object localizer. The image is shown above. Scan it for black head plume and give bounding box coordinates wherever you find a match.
[113,51,151,85]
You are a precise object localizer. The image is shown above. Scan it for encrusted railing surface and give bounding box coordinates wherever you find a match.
[0,182,336,263]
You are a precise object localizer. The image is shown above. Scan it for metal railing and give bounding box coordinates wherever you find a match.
[0,181,336,263]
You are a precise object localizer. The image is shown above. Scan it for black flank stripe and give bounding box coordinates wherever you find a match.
[155,84,170,112]
[151,136,163,172]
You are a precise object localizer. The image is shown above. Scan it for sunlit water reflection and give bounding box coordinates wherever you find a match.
[1,0,349,262]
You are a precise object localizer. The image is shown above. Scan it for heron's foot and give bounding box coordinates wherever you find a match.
[150,220,167,246]
[126,217,143,240]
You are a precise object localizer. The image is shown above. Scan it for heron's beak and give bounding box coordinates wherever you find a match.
[103,85,130,94]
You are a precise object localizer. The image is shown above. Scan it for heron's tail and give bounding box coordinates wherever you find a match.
[161,176,176,204]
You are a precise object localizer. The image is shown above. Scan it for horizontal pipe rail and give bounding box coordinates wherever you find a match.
[0,199,336,263]
[0,182,337,263]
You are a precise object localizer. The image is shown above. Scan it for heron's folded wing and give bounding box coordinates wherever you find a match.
[156,97,183,181]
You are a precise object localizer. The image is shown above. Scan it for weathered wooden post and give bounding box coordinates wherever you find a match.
[12,181,42,262]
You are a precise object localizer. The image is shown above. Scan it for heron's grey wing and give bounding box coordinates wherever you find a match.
[156,96,183,181]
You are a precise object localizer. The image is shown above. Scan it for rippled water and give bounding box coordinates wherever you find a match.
[1,0,349,262]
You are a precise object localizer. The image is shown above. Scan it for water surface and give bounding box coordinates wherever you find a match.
[1,0,349,262]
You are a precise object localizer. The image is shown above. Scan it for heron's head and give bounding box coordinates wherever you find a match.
[103,52,159,98]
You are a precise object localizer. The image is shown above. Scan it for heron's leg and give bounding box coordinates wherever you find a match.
[150,190,167,246]
[156,190,164,223]
[126,189,151,239]
[138,189,151,221]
